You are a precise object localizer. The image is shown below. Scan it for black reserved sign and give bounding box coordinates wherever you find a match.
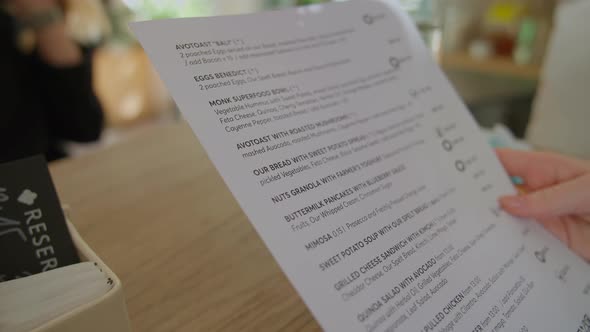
[0,156,79,281]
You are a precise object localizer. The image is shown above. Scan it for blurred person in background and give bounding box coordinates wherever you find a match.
[0,0,103,163]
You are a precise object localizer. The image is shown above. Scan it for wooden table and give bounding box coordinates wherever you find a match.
[49,122,321,332]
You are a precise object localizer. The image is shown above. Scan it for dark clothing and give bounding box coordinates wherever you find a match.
[0,10,103,163]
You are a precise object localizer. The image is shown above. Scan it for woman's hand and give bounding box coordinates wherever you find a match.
[11,0,82,67]
[497,149,590,260]
[10,0,57,15]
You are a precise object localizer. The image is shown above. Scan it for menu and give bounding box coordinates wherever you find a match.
[131,1,590,331]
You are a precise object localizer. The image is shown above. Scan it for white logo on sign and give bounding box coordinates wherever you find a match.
[18,189,37,206]
[0,187,8,211]
[0,216,26,242]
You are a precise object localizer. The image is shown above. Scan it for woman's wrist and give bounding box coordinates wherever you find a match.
[18,5,63,30]
[9,1,83,67]
[35,21,83,67]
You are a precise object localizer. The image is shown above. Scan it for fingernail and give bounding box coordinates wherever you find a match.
[500,196,525,209]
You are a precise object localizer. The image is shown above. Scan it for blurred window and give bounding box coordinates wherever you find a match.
[122,0,213,19]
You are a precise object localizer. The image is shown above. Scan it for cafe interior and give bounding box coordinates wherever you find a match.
[51,0,585,159]
[2,0,589,331]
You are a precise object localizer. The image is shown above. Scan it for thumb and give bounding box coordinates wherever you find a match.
[499,175,590,219]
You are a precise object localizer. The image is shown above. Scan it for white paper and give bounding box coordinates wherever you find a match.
[131,1,590,331]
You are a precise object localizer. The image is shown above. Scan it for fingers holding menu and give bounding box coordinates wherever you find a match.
[132,1,590,331]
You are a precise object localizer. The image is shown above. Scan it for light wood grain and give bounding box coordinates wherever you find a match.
[49,122,321,332]
[441,52,541,81]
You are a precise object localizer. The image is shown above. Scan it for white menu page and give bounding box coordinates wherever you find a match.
[131,1,590,331]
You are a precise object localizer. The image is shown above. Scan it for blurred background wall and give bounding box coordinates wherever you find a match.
[64,0,584,157]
